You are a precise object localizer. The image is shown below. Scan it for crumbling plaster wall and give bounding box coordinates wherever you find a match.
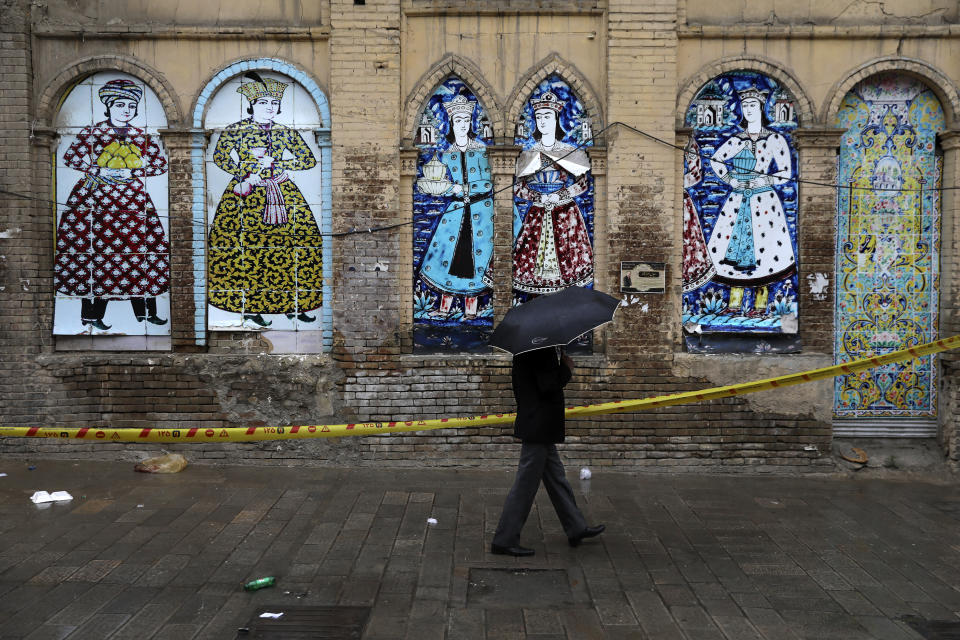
[0,352,352,465]
[685,0,958,26]
[33,0,328,28]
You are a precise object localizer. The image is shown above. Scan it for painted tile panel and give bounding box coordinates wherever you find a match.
[413,76,494,352]
[682,73,800,339]
[833,73,944,418]
[204,71,325,332]
[513,75,595,298]
[53,72,171,336]
[511,75,595,350]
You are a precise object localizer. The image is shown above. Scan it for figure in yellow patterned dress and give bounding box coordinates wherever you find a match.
[208,72,323,327]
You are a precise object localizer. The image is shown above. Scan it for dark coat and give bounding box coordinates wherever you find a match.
[512,347,572,444]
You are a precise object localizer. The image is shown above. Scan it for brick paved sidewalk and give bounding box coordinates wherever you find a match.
[0,459,958,639]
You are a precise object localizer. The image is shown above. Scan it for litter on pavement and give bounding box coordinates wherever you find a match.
[29,491,73,504]
[134,452,188,473]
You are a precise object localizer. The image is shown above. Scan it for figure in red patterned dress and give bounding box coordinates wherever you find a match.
[54,79,170,331]
[512,92,594,295]
[681,139,715,292]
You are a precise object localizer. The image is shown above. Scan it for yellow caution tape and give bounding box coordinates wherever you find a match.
[2,335,957,443]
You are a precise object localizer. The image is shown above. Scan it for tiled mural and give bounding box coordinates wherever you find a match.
[833,73,944,418]
[53,73,171,336]
[512,76,595,350]
[513,76,595,303]
[682,73,800,343]
[413,77,494,352]
[204,71,326,334]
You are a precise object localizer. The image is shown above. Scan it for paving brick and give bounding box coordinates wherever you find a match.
[0,461,959,638]
[22,626,77,640]
[61,613,131,640]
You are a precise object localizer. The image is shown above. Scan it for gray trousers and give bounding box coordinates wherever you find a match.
[492,442,588,547]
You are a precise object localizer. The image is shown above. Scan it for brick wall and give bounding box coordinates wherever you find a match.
[0,0,955,472]
[0,0,45,422]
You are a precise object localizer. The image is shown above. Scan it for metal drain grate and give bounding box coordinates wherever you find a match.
[235,606,370,639]
[901,615,960,640]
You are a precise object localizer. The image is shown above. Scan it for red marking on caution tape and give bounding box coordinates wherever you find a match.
[4,335,959,444]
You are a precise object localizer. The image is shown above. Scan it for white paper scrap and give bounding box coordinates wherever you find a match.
[579,467,592,480]
[426,518,438,526]
[30,491,73,504]
[259,612,284,619]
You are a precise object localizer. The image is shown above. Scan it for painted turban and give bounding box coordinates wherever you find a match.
[98,79,143,106]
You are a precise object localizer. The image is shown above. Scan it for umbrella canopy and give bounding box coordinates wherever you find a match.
[489,286,620,355]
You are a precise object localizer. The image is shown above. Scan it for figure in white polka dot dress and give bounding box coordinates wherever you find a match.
[707,87,796,315]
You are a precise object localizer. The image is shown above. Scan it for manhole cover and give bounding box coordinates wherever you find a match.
[902,615,960,640]
[235,606,370,639]
[467,568,574,608]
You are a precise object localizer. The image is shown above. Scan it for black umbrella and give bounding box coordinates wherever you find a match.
[489,286,621,355]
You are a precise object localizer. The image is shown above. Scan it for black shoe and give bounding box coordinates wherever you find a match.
[243,313,272,327]
[568,524,606,547]
[82,319,111,331]
[137,314,168,325]
[285,312,316,322]
[490,543,535,557]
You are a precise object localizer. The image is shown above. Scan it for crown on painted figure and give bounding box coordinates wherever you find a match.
[237,78,289,102]
[443,94,476,118]
[737,87,769,104]
[531,91,564,113]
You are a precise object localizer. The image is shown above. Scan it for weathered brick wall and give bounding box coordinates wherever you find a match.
[0,0,955,472]
[329,0,403,364]
[939,132,960,468]
[0,0,47,425]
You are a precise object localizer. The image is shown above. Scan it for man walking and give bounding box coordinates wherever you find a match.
[491,346,605,557]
